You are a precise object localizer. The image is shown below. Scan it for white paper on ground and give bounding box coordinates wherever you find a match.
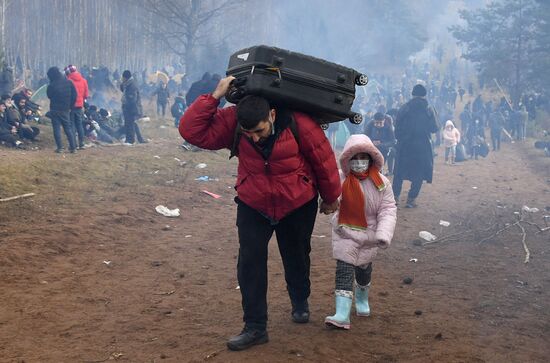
[155,205,180,217]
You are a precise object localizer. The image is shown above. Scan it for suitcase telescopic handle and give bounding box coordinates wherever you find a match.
[250,65,282,87]
[251,65,282,83]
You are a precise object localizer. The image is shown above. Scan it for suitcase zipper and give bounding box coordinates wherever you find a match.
[229,66,355,95]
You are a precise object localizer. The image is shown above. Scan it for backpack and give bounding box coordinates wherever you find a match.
[171,102,184,118]
[229,114,300,159]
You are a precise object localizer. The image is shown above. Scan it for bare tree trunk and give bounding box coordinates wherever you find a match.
[512,0,523,107]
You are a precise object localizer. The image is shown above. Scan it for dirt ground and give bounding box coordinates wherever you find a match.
[0,120,549,363]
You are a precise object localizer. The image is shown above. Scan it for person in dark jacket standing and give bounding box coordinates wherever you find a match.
[120,70,146,145]
[47,66,77,153]
[185,72,211,107]
[392,84,439,208]
[365,112,396,174]
[154,82,170,117]
[180,76,341,351]
[488,110,504,151]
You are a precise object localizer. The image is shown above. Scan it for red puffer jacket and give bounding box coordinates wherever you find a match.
[67,71,89,108]
[180,94,341,221]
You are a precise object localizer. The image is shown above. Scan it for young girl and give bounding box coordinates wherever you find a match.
[442,120,461,164]
[325,134,397,329]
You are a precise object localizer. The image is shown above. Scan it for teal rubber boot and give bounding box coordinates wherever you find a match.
[324,290,352,330]
[355,283,371,317]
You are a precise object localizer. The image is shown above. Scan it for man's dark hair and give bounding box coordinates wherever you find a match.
[122,70,132,79]
[236,95,271,130]
[373,112,385,121]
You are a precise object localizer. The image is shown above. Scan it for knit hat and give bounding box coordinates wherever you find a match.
[122,70,132,79]
[64,64,77,75]
[412,84,427,97]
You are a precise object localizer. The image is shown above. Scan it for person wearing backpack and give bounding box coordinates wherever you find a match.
[171,93,186,127]
[179,76,341,351]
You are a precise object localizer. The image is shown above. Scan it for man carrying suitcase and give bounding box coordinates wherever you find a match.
[180,76,341,351]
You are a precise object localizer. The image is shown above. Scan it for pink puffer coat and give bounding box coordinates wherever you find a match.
[331,134,397,266]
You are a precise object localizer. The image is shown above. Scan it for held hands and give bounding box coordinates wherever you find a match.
[319,199,339,215]
[212,76,236,100]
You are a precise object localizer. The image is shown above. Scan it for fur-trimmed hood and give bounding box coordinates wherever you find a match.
[339,134,385,174]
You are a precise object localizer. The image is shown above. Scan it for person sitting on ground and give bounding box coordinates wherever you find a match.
[442,120,461,165]
[97,108,123,140]
[16,98,34,122]
[325,134,396,330]
[0,102,24,149]
[13,88,40,115]
[2,94,40,141]
[83,112,115,144]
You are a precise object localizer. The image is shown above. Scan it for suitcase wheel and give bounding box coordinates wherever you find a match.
[355,74,369,86]
[225,87,244,104]
[349,113,363,124]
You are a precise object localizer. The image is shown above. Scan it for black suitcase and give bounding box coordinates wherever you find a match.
[455,143,467,162]
[478,142,490,157]
[225,45,368,124]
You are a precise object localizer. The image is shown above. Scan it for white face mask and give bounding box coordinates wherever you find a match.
[349,159,370,173]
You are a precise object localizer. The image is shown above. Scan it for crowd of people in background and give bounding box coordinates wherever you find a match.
[0,57,548,157]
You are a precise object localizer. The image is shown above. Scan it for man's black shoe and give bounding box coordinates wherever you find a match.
[292,310,310,323]
[291,300,310,323]
[227,328,268,351]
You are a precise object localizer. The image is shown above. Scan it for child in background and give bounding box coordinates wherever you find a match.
[325,134,397,330]
[442,120,461,164]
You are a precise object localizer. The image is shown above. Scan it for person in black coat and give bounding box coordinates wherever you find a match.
[185,72,211,106]
[365,112,396,173]
[46,66,77,153]
[120,70,146,144]
[392,84,439,208]
[153,82,170,117]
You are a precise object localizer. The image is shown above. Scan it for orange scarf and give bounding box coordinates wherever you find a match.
[338,166,385,230]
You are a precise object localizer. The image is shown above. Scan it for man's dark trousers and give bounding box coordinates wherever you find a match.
[71,108,86,147]
[392,175,423,201]
[236,197,318,331]
[50,110,76,151]
[123,110,145,143]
